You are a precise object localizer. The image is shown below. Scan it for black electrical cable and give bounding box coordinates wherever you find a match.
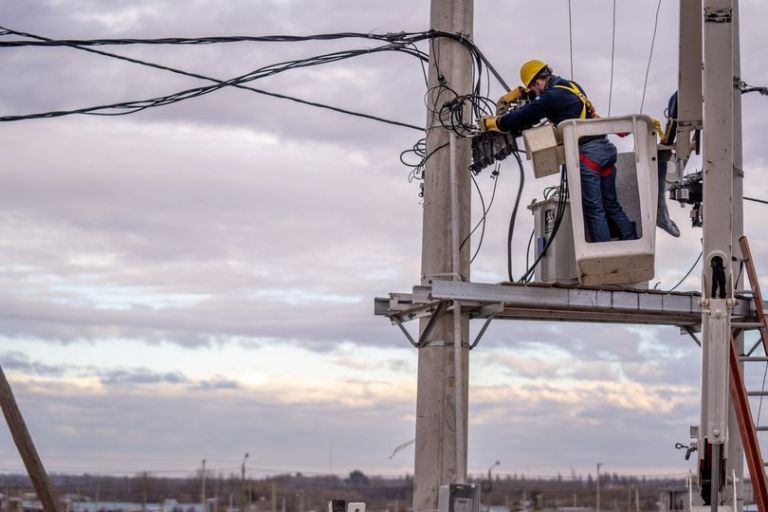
[0,25,505,100]
[0,26,431,123]
[519,167,569,283]
[0,31,429,47]
[401,139,449,183]
[400,139,427,169]
[461,165,500,263]
[736,80,768,96]
[0,39,426,123]
[745,196,768,205]
[0,26,511,91]
[668,251,703,292]
[640,0,663,112]
[505,146,527,282]
[525,228,535,272]
[735,260,745,289]
[0,26,505,132]
[468,173,488,264]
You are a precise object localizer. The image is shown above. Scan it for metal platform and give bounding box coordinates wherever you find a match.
[375,280,754,328]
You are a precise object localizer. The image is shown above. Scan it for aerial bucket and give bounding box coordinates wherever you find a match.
[558,115,659,286]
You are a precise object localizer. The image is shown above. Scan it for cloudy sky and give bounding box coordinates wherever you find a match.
[0,0,767,482]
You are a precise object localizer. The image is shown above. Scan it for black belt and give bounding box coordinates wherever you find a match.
[578,135,606,146]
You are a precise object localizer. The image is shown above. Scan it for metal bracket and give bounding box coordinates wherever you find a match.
[704,8,732,23]
[683,326,703,347]
[469,303,504,350]
[745,338,763,357]
[391,300,450,349]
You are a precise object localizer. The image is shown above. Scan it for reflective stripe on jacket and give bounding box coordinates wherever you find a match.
[497,75,598,133]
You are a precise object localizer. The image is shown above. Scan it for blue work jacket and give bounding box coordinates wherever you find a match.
[497,75,593,133]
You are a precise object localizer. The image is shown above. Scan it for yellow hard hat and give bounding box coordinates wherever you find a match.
[520,59,548,89]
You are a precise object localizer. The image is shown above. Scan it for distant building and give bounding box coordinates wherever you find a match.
[0,493,204,512]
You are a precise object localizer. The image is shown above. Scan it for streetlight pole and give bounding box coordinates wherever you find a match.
[597,463,603,512]
[201,459,207,512]
[241,453,249,512]
[488,460,500,480]
[487,461,500,512]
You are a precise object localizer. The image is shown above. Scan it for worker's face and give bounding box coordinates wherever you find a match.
[530,77,547,96]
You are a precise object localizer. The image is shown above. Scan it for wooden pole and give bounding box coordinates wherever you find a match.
[0,366,59,512]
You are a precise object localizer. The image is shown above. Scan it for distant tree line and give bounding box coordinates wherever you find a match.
[0,470,687,511]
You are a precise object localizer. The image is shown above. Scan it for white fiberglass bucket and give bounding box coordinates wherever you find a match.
[558,115,658,286]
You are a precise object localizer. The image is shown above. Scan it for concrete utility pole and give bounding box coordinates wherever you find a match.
[0,366,59,512]
[414,0,474,510]
[700,0,735,509]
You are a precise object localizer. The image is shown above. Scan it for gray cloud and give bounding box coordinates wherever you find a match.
[98,367,187,386]
[191,377,241,391]
[0,351,64,376]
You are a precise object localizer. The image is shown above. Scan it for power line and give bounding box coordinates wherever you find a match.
[567,0,574,79]
[608,0,617,116]
[745,196,768,205]
[0,27,510,90]
[640,0,663,112]
[0,26,509,128]
[0,36,425,125]
[0,30,429,47]
[668,251,702,292]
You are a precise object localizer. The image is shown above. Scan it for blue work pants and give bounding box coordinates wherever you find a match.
[579,137,636,242]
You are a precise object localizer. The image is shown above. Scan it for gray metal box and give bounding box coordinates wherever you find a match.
[528,196,578,284]
[438,484,480,512]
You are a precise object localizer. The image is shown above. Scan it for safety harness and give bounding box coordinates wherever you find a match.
[554,81,599,119]
[579,154,614,177]
[554,81,613,175]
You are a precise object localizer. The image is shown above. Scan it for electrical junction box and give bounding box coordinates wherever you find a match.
[528,195,578,284]
[438,483,480,512]
[522,124,565,178]
[328,500,366,512]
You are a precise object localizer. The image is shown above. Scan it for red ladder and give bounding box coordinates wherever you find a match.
[729,236,768,512]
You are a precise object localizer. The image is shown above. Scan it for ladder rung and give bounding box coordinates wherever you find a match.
[742,357,768,362]
[733,322,764,329]
[748,391,768,396]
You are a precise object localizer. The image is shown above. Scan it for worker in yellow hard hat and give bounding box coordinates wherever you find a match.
[479,60,635,242]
